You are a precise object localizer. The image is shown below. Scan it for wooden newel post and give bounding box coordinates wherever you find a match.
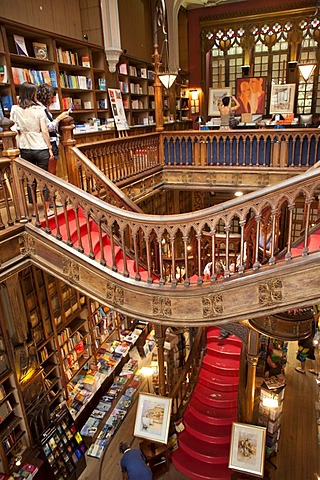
[59,116,80,187]
[0,118,27,223]
[153,44,164,133]
[154,324,166,396]
[244,328,260,423]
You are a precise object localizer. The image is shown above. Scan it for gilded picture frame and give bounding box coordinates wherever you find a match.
[228,422,267,477]
[134,393,172,445]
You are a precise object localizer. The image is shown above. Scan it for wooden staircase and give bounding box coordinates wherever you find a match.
[172,327,241,480]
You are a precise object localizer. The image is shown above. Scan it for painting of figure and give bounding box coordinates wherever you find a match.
[236,77,267,115]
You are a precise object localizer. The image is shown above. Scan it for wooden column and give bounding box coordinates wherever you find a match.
[0,118,27,222]
[154,324,166,396]
[244,328,260,423]
[59,117,79,187]
[153,45,164,132]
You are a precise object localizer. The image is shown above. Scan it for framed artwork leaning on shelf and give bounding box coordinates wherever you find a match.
[134,393,172,445]
[208,87,231,116]
[228,422,267,477]
[269,83,296,114]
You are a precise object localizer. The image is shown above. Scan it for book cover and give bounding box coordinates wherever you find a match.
[49,70,57,87]
[33,42,48,60]
[14,34,29,56]
[0,65,7,83]
[81,56,90,67]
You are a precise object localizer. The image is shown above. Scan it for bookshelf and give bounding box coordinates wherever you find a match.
[0,20,113,130]
[118,56,155,127]
[0,367,27,475]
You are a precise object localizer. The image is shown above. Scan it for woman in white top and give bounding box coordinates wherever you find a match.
[10,82,54,216]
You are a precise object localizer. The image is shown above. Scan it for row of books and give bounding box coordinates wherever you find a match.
[11,67,57,86]
[119,81,129,93]
[41,408,86,480]
[130,83,144,95]
[56,48,90,67]
[16,463,38,480]
[3,430,16,453]
[87,373,142,459]
[131,99,145,109]
[81,360,138,438]
[59,72,92,90]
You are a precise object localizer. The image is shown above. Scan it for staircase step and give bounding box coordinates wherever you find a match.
[206,327,242,346]
[198,368,239,392]
[194,383,238,409]
[188,396,237,425]
[184,410,231,444]
[178,430,230,464]
[172,448,231,480]
[207,338,241,360]
[202,353,240,377]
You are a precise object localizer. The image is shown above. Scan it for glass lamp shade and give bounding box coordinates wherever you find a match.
[298,63,316,82]
[158,72,177,89]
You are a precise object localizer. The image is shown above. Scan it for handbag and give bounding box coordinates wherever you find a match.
[229,111,239,128]
[48,155,56,174]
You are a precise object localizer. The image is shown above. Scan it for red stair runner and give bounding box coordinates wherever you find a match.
[172,327,241,479]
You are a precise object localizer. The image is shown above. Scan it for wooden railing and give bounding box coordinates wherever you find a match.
[162,129,320,168]
[170,327,206,419]
[8,154,320,287]
[71,129,320,192]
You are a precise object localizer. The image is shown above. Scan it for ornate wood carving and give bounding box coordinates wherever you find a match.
[19,233,36,256]
[105,281,124,307]
[202,293,223,317]
[62,258,80,281]
[153,296,172,318]
[259,279,283,306]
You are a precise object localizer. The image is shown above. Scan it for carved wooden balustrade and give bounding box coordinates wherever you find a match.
[9,153,320,288]
[162,129,320,168]
[76,132,162,185]
[170,327,206,419]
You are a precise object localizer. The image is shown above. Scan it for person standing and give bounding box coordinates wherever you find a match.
[119,442,152,480]
[36,83,69,176]
[10,81,54,216]
[218,95,240,130]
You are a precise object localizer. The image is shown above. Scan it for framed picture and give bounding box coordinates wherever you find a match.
[208,87,231,116]
[236,77,267,115]
[134,393,172,445]
[228,422,267,478]
[269,83,296,114]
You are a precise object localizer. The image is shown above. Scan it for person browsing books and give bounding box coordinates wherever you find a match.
[119,442,152,480]
[36,83,69,176]
[10,81,54,216]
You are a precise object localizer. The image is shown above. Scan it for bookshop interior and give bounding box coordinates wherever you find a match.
[0,0,320,479]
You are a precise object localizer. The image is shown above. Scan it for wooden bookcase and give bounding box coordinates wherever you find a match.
[0,19,112,129]
[0,337,27,475]
[118,55,156,127]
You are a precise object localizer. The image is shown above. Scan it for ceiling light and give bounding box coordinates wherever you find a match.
[234,191,243,197]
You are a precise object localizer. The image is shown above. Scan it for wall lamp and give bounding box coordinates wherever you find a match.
[298,63,317,82]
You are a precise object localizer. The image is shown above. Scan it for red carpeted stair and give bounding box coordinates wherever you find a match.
[172,327,242,480]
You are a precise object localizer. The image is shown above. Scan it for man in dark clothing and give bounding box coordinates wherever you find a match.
[119,442,153,480]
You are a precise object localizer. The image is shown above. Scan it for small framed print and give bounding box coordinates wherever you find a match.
[269,83,296,114]
[208,87,231,116]
[134,393,172,445]
[228,422,267,478]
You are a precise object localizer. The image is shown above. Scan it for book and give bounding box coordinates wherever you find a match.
[98,78,106,90]
[0,65,7,83]
[81,56,90,67]
[1,95,13,111]
[14,34,28,56]
[33,42,48,60]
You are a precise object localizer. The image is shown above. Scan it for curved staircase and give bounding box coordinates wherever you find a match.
[172,327,242,480]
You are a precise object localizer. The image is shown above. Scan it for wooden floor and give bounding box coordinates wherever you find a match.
[79,341,320,480]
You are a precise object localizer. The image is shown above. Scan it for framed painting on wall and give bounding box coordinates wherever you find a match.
[236,77,267,115]
[269,83,296,114]
[134,393,172,445]
[208,87,231,116]
[228,422,267,477]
